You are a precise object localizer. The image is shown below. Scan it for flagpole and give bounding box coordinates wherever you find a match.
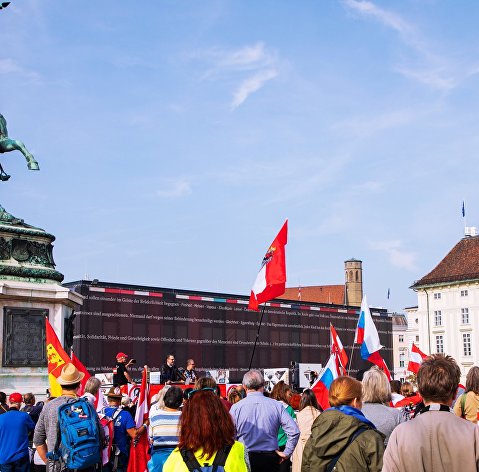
[347,342,355,376]
[248,305,266,371]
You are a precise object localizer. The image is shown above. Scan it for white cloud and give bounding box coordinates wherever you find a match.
[231,69,278,109]
[156,178,192,198]
[0,58,40,80]
[372,240,417,271]
[193,42,279,108]
[332,109,416,138]
[394,66,456,91]
[217,42,271,70]
[342,0,458,91]
[343,0,411,36]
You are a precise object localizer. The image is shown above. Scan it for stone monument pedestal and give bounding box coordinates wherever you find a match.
[0,207,83,398]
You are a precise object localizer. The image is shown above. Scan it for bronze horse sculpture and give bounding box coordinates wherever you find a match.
[0,113,39,181]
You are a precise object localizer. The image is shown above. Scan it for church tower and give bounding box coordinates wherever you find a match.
[344,258,363,307]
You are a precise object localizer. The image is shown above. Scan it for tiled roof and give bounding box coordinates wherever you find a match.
[283,285,345,305]
[412,236,479,288]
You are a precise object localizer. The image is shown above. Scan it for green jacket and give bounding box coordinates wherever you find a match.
[302,409,385,472]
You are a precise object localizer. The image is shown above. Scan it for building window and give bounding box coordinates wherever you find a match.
[399,353,405,368]
[399,335,404,343]
[434,310,442,326]
[461,308,469,325]
[463,333,472,357]
[416,335,420,342]
[436,335,444,353]
[434,293,441,300]
[461,290,468,297]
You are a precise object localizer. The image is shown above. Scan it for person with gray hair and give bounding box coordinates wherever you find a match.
[230,369,299,472]
[82,377,102,406]
[361,367,404,446]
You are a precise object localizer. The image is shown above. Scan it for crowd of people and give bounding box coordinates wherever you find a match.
[2,353,479,471]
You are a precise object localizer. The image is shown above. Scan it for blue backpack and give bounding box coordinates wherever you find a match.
[49,398,102,469]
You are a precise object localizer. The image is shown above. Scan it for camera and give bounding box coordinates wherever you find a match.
[129,358,137,364]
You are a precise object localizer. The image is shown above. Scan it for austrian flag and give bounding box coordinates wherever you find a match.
[408,343,428,374]
[248,220,288,311]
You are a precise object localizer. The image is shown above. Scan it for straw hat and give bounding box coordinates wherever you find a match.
[57,363,85,386]
[107,386,123,400]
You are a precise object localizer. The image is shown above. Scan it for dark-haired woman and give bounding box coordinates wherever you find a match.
[302,376,385,472]
[291,389,321,472]
[271,381,296,472]
[163,389,249,472]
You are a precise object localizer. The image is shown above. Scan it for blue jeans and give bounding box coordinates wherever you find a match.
[0,455,30,472]
[147,448,174,472]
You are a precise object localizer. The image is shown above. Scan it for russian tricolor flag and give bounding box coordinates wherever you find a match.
[355,295,391,380]
[312,353,340,410]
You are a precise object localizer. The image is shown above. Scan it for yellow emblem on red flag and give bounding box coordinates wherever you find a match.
[45,317,71,397]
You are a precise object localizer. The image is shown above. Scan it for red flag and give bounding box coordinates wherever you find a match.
[70,350,91,395]
[407,343,428,374]
[127,366,150,472]
[368,351,392,381]
[330,324,348,375]
[248,220,288,311]
[45,317,72,397]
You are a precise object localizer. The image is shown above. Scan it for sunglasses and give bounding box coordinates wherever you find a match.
[187,387,216,399]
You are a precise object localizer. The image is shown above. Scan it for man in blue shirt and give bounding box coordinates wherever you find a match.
[230,370,299,472]
[0,392,35,472]
[103,387,146,472]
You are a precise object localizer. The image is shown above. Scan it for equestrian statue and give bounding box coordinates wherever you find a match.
[0,113,39,181]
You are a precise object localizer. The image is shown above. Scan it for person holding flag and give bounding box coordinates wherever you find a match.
[355,295,391,380]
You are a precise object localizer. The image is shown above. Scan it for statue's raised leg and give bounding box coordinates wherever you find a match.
[1,138,39,170]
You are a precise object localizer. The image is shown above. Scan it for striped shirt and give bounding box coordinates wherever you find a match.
[149,405,181,447]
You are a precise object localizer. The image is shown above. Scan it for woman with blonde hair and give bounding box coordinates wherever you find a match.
[454,365,479,423]
[291,389,321,472]
[361,367,404,445]
[302,376,384,472]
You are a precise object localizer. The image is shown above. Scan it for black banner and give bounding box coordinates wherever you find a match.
[67,281,392,382]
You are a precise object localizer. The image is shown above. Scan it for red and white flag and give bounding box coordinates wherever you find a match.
[248,220,288,311]
[407,343,428,374]
[330,324,348,375]
[70,350,91,396]
[127,366,150,472]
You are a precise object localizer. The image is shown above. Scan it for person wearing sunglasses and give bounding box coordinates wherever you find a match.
[163,389,249,471]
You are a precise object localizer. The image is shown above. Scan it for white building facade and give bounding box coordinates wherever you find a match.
[411,236,479,382]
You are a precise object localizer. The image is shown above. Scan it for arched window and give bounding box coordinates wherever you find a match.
[355,270,359,282]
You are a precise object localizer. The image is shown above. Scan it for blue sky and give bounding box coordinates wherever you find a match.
[1,0,478,313]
